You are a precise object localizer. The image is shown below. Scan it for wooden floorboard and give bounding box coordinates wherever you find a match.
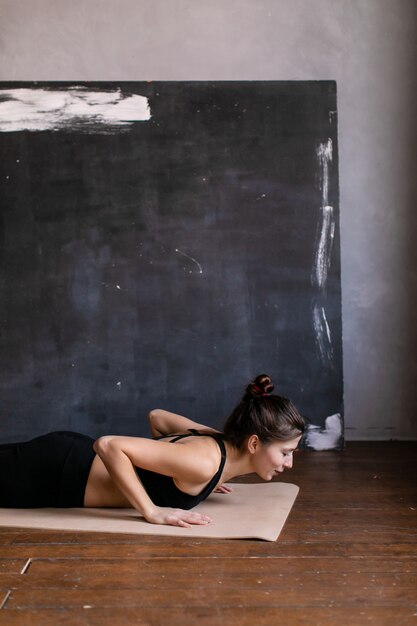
[1,606,416,626]
[0,442,416,625]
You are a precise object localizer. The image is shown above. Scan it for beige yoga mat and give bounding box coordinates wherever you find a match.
[0,482,299,542]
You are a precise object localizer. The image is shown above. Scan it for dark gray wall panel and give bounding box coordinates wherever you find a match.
[0,81,343,448]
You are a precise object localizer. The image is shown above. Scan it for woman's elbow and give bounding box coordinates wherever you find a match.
[93,435,117,457]
[148,409,162,422]
[147,409,164,429]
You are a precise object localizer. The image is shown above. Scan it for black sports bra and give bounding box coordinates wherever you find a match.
[134,430,226,510]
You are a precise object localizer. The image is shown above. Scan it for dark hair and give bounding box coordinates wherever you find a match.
[223,374,306,450]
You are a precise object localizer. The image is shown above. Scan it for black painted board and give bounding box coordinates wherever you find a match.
[0,81,343,448]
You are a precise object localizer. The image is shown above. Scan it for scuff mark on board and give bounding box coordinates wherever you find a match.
[175,248,203,274]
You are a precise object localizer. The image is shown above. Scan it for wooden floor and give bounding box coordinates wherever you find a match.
[0,442,416,625]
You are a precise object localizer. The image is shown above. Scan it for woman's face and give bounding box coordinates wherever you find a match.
[249,435,302,481]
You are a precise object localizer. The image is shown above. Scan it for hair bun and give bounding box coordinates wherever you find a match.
[246,374,275,399]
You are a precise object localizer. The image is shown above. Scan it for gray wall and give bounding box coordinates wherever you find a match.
[0,0,416,440]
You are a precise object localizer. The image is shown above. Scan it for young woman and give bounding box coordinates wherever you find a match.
[0,374,305,528]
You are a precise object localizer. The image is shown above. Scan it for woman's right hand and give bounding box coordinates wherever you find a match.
[145,506,212,528]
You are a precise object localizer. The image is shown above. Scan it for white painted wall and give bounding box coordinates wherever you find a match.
[1,0,416,439]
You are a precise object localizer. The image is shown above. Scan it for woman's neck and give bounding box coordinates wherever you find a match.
[221,440,253,481]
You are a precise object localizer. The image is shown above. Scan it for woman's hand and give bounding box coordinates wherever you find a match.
[214,484,233,494]
[145,506,212,528]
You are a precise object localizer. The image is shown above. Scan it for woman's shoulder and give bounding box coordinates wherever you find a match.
[170,431,224,479]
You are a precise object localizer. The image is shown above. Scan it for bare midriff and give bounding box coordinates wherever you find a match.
[83,455,131,508]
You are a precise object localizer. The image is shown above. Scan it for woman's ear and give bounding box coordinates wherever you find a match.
[247,434,259,454]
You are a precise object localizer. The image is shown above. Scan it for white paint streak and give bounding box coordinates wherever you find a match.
[310,138,336,367]
[312,139,335,290]
[313,303,333,364]
[317,139,332,206]
[305,414,343,450]
[0,87,151,133]
[175,248,203,274]
[313,205,335,289]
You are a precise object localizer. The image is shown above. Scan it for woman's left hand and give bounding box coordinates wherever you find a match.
[214,484,233,494]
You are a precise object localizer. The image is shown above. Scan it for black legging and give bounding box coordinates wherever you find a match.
[0,431,96,508]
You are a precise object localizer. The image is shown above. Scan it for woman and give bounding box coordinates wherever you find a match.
[0,374,305,528]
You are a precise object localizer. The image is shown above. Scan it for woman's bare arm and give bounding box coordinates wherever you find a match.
[147,408,221,438]
[147,411,232,494]
[93,436,214,527]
